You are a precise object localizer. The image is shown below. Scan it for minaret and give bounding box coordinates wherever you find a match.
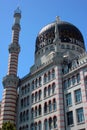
[0,7,21,127]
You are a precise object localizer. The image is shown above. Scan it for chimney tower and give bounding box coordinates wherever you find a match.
[0,7,21,127]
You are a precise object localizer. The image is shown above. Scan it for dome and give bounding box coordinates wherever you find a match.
[35,19,85,53]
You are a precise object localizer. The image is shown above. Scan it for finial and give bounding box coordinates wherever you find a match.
[53,16,60,43]
[56,16,60,23]
[14,6,21,14]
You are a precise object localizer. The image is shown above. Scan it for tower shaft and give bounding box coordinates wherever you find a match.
[0,8,21,127]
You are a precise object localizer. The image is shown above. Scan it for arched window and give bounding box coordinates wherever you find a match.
[25,85,27,94]
[23,111,25,122]
[27,96,29,105]
[44,102,47,114]
[32,80,34,90]
[26,125,28,130]
[38,121,42,130]
[35,106,37,117]
[44,74,47,83]
[35,122,37,130]
[49,101,52,112]
[53,98,56,110]
[44,87,47,98]
[53,116,57,128]
[31,108,34,119]
[48,85,51,96]
[44,119,48,130]
[27,83,30,92]
[20,112,22,123]
[26,110,29,120]
[32,94,34,103]
[31,123,34,130]
[52,83,55,94]
[19,127,21,130]
[39,90,41,100]
[38,105,42,116]
[48,71,51,81]
[21,99,23,108]
[52,69,55,79]
[39,77,42,86]
[35,78,38,88]
[49,118,52,129]
[35,92,38,102]
[24,97,27,107]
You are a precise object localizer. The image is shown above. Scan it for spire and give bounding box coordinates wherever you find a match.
[53,16,60,43]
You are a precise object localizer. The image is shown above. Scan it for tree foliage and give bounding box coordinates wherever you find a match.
[1,121,16,130]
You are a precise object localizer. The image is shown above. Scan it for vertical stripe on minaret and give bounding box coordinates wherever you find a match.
[0,7,21,128]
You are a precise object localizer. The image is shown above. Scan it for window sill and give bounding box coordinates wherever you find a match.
[77,121,85,125]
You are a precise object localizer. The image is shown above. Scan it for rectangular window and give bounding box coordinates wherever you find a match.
[77,73,80,83]
[76,108,84,123]
[72,76,76,85]
[75,89,82,103]
[67,111,73,125]
[66,93,72,106]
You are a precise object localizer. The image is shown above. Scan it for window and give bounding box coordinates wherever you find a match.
[52,83,55,94]
[21,99,23,108]
[32,94,34,103]
[48,85,51,96]
[35,107,37,117]
[53,98,56,110]
[23,111,25,121]
[53,116,57,128]
[67,111,73,125]
[32,81,34,90]
[72,76,76,85]
[38,121,42,130]
[68,78,71,87]
[31,108,34,119]
[75,89,82,103]
[27,96,29,105]
[44,74,47,83]
[44,119,48,130]
[44,87,47,98]
[64,80,68,89]
[35,92,38,102]
[20,112,22,123]
[35,79,38,88]
[39,90,41,100]
[48,71,51,81]
[31,124,34,130]
[66,93,72,106]
[27,84,30,92]
[44,102,47,114]
[76,108,84,123]
[52,69,55,79]
[39,77,42,86]
[26,110,29,120]
[24,97,27,107]
[77,73,80,83]
[49,118,52,129]
[39,105,42,115]
[49,101,52,112]
[35,123,37,130]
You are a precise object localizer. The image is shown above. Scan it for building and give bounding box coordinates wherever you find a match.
[0,8,87,130]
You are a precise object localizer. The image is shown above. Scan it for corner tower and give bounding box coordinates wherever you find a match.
[0,7,21,127]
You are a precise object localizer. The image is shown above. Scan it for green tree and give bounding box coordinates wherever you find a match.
[2,121,16,130]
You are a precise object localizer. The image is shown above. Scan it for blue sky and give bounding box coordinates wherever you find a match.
[0,0,87,100]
